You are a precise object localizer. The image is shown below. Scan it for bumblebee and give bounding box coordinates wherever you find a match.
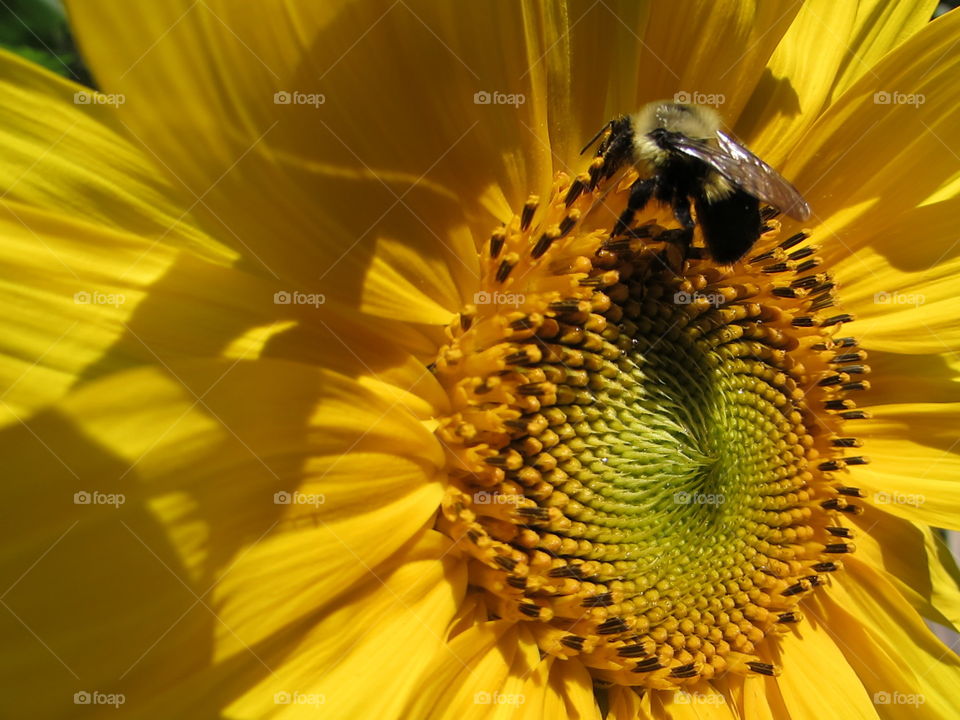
[583,102,811,263]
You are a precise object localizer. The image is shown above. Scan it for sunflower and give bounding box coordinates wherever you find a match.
[2,0,960,718]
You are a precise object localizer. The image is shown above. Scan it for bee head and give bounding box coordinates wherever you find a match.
[635,101,720,142]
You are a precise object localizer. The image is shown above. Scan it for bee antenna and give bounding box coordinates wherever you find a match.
[580,120,612,156]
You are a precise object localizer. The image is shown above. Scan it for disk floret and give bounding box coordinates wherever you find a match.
[433,169,867,688]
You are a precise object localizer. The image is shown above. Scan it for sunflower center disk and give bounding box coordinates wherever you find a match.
[433,168,870,688]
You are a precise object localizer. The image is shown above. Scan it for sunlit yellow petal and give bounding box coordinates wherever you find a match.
[403,621,541,720]
[0,49,226,260]
[851,505,960,632]
[829,235,960,354]
[818,558,960,719]
[361,235,465,325]
[4,2,960,718]
[649,683,739,719]
[637,0,801,122]
[0,201,447,426]
[66,0,550,308]
[829,0,939,97]
[739,675,788,720]
[608,686,652,720]
[222,529,465,719]
[0,360,442,717]
[740,0,939,162]
[514,656,601,719]
[852,402,960,529]
[766,617,880,719]
[0,202,180,423]
[782,8,960,249]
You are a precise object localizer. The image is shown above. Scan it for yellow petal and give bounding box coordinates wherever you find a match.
[849,402,960,530]
[740,0,938,163]
[637,1,802,122]
[515,656,601,719]
[0,49,229,261]
[830,232,960,354]
[0,201,447,426]
[608,686,652,720]
[0,360,442,717]
[816,558,960,719]
[781,7,960,264]
[67,0,549,309]
[854,348,960,408]
[739,675,788,720]
[0,203,182,424]
[402,621,541,720]
[222,529,465,720]
[649,682,739,719]
[828,0,939,97]
[361,235,464,324]
[851,507,960,632]
[549,2,802,168]
[766,614,880,719]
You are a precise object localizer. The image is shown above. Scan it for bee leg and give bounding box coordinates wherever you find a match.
[613,177,656,236]
[671,196,695,229]
[659,227,694,272]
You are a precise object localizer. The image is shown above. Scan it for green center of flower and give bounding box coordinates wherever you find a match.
[433,168,868,688]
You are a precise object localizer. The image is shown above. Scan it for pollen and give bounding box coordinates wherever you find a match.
[432,167,868,688]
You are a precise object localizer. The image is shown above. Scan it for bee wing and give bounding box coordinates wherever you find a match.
[672,131,811,221]
[715,131,811,221]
